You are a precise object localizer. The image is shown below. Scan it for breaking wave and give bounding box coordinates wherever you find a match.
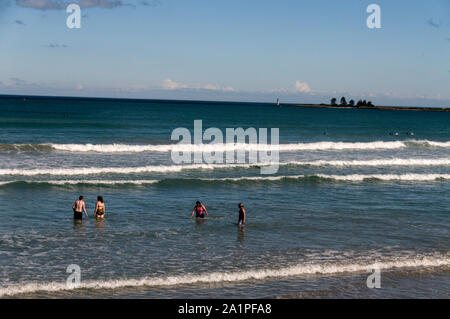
[0,255,448,297]
[1,174,449,188]
[0,158,448,176]
[1,140,450,153]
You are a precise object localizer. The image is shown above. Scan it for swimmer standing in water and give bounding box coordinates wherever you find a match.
[191,201,208,219]
[238,203,246,226]
[94,196,105,219]
[72,196,88,219]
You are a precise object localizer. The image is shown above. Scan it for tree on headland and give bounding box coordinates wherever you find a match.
[330,98,374,107]
[355,100,375,107]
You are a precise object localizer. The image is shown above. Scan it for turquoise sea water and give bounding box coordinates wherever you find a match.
[0,96,448,298]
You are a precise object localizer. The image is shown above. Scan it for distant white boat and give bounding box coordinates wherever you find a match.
[276,98,280,106]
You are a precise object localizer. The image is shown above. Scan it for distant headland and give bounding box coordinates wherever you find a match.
[0,94,448,111]
[284,97,450,112]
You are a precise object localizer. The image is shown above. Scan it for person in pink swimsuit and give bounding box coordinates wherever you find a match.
[191,201,208,219]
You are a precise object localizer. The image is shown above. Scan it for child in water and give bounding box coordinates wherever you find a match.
[238,203,246,226]
[191,201,208,219]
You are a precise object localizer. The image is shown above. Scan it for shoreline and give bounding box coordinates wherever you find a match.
[283,104,450,112]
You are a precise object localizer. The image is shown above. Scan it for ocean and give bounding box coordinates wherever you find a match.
[0,96,448,298]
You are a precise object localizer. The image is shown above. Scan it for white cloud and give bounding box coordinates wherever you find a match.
[16,0,66,10]
[162,79,235,92]
[79,0,122,9]
[222,86,235,92]
[294,80,312,93]
[15,0,124,10]
[162,79,189,90]
[270,80,313,94]
[0,77,39,87]
[9,77,28,86]
[202,84,220,90]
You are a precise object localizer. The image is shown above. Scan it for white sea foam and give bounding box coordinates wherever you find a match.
[292,158,450,167]
[215,174,450,182]
[418,141,450,148]
[0,180,160,185]
[1,174,449,187]
[43,140,450,153]
[0,164,235,176]
[314,173,450,181]
[0,255,448,297]
[0,158,448,176]
[2,140,450,154]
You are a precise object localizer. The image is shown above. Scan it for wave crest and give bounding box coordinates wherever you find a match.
[0,158,448,176]
[0,255,448,297]
[49,141,407,152]
[1,140,450,153]
[1,174,449,188]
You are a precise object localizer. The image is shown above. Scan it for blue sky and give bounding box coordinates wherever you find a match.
[0,0,449,106]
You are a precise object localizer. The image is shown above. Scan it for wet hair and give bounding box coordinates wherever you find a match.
[79,196,84,200]
[238,203,244,208]
[97,196,104,203]
[196,201,201,206]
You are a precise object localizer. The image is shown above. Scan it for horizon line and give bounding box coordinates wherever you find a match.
[0,93,448,109]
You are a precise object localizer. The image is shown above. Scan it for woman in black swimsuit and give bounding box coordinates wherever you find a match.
[94,196,105,219]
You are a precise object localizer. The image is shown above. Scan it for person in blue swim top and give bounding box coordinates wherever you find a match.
[191,201,208,219]
[238,203,246,226]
